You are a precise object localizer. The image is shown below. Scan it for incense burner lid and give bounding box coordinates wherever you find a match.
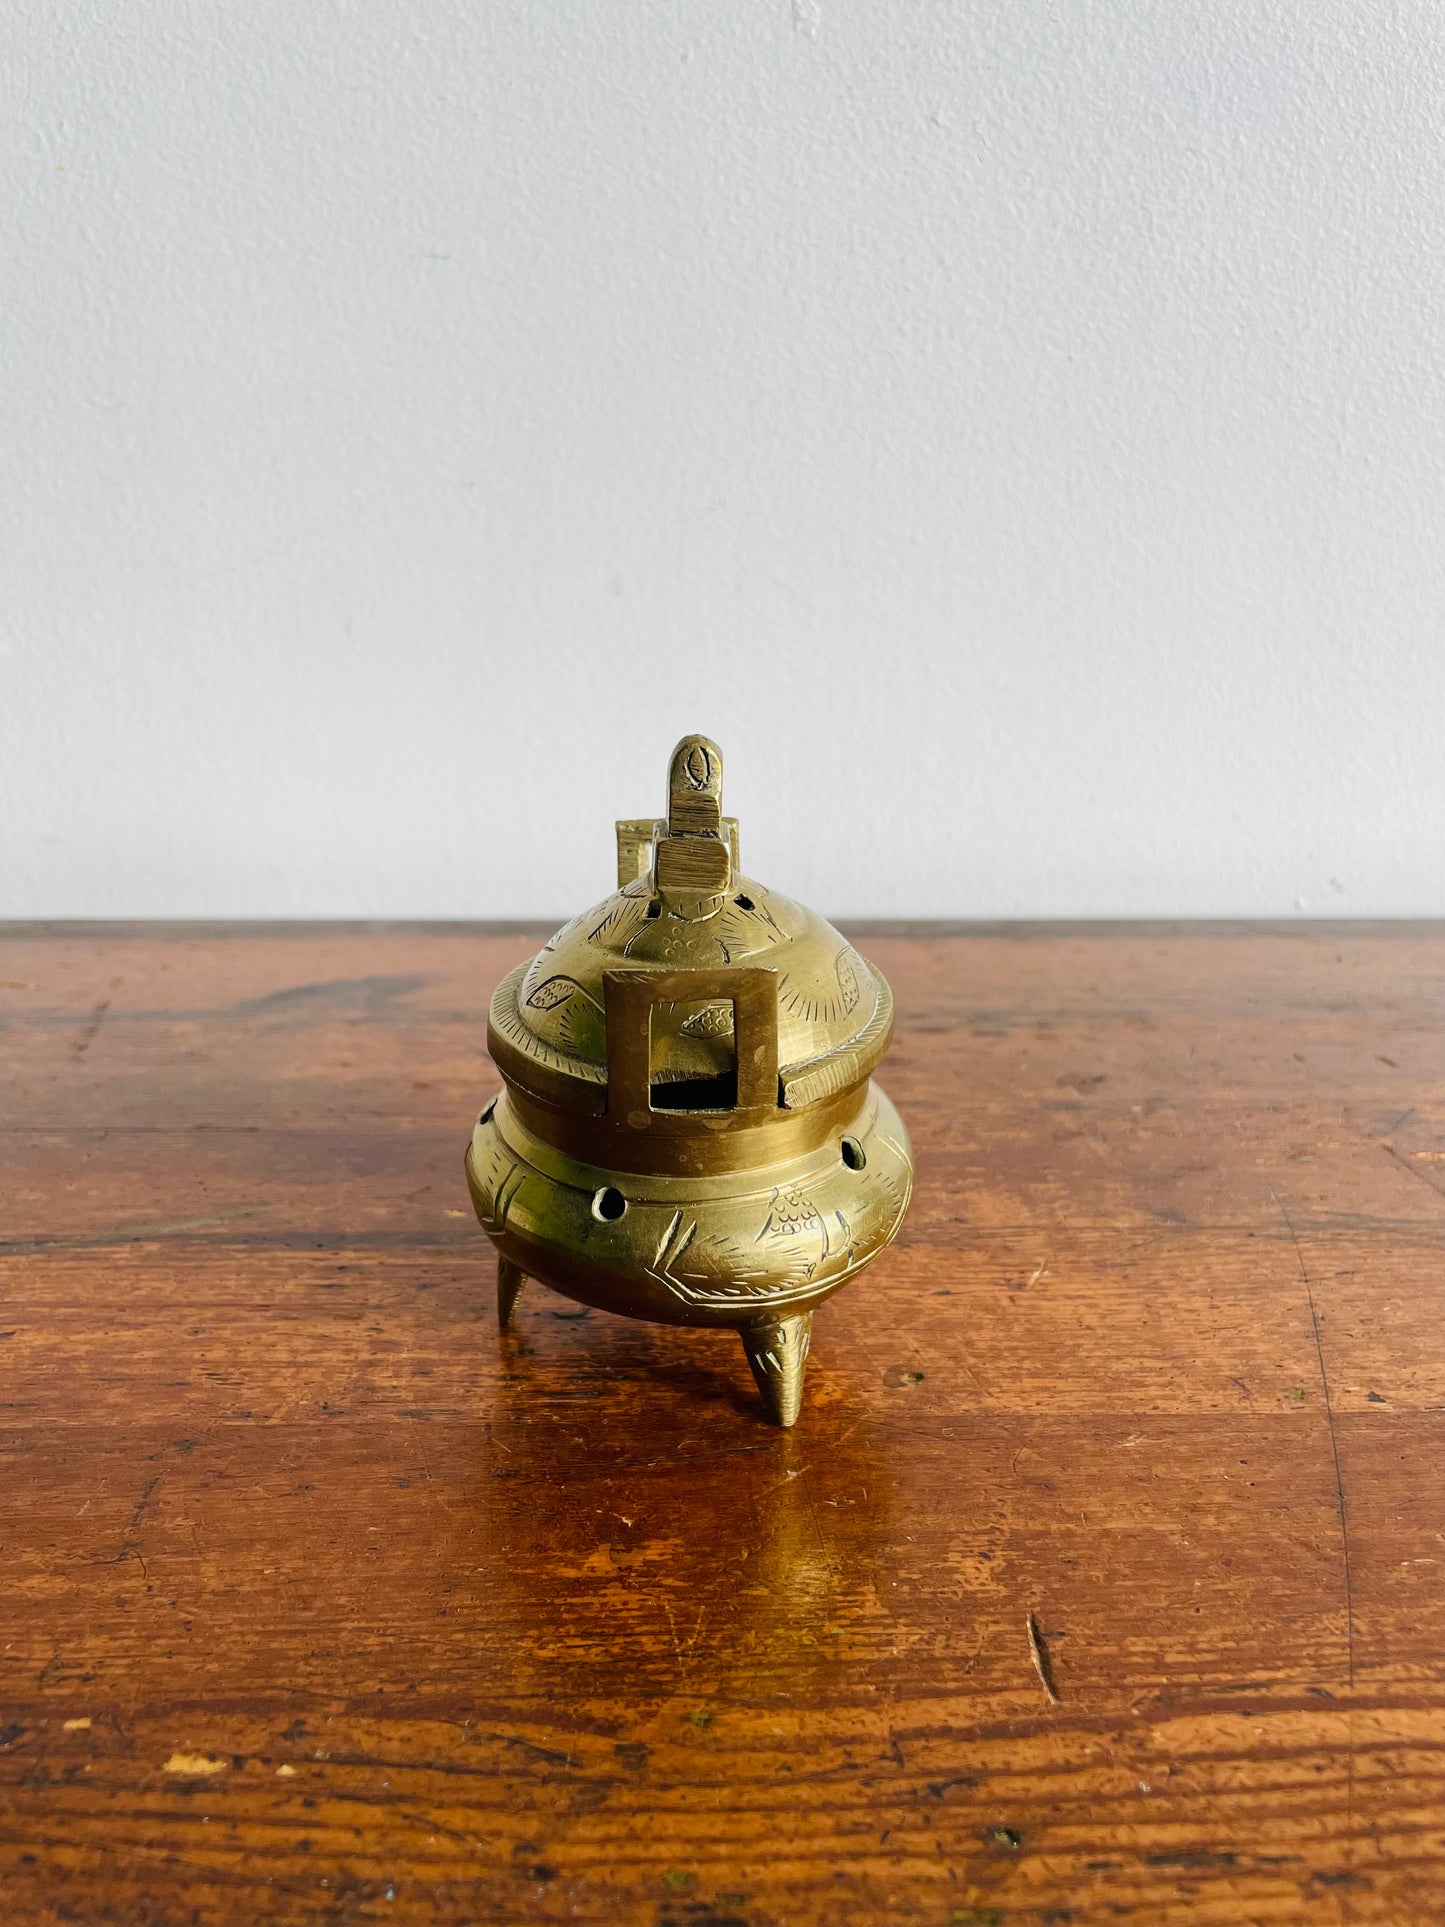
[489,737,892,1113]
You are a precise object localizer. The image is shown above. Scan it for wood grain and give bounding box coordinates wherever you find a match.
[3,922,1445,1925]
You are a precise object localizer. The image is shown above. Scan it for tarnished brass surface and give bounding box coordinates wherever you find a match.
[465,734,914,1424]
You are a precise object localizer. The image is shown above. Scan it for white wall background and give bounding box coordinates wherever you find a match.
[4,0,1444,920]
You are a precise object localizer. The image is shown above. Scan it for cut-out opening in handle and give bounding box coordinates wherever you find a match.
[649,997,739,1112]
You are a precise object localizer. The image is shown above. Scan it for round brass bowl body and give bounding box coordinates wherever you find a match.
[465,734,914,1425]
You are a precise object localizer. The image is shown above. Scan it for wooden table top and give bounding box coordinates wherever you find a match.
[3,921,1443,1926]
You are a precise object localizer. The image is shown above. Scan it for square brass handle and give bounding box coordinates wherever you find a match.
[602,966,780,1127]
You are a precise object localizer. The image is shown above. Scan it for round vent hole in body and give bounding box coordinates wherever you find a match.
[592,1186,627,1222]
[841,1137,867,1171]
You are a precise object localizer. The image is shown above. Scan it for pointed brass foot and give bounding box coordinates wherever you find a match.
[497,1257,526,1329]
[740,1312,812,1427]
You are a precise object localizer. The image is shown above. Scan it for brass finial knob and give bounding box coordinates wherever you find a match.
[654,734,731,900]
[665,734,723,833]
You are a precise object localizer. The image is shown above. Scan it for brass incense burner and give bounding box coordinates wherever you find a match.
[465,734,913,1425]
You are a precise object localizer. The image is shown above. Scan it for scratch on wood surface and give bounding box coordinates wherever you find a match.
[661,1598,685,1670]
[73,1000,109,1055]
[1271,1184,1357,1881]
[652,1597,706,1679]
[1272,1189,1355,1689]
[407,1416,452,1516]
[1382,1139,1445,1204]
[1027,1612,1060,1705]
[129,1475,163,1531]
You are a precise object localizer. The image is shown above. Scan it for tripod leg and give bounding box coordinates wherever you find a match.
[497,1257,526,1329]
[740,1312,812,1427]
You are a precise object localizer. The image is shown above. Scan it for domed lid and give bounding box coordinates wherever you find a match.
[488,735,892,1120]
